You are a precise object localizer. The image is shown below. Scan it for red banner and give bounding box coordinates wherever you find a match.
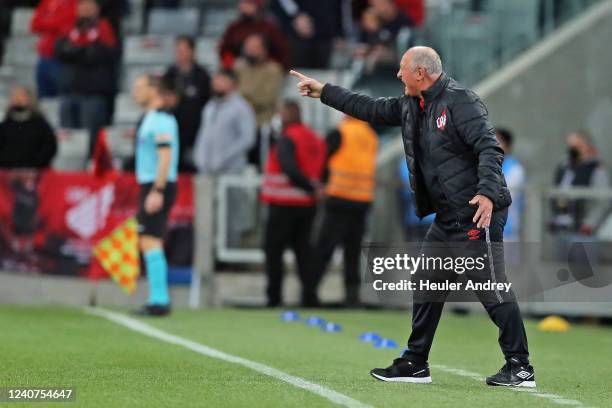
[0,169,194,277]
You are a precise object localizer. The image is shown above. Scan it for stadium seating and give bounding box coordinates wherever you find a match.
[0,68,17,97]
[484,0,540,62]
[113,94,142,126]
[195,38,220,73]
[123,0,145,34]
[3,35,38,68]
[124,35,175,66]
[0,0,597,173]
[148,8,201,36]
[106,126,136,162]
[439,11,497,86]
[122,65,166,94]
[202,8,238,37]
[52,129,89,171]
[10,8,34,36]
[39,98,61,129]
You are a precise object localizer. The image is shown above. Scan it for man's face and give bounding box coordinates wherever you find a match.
[239,0,258,17]
[132,76,151,107]
[77,0,99,19]
[175,41,194,67]
[397,53,423,96]
[10,87,30,108]
[370,0,394,15]
[567,133,588,157]
[243,35,266,61]
[212,74,233,95]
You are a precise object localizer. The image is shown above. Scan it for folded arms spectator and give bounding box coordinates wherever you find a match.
[55,0,118,156]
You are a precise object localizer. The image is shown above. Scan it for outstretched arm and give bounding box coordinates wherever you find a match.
[289,70,402,126]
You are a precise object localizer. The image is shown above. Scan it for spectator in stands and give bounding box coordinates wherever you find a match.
[270,0,344,69]
[55,0,118,156]
[193,69,256,176]
[496,128,525,241]
[30,0,77,99]
[261,100,326,307]
[352,0,424,27]
[394,0,424,27]
[220,0,289,71]
[235,33,284,169]
[551,130,610,235]
[194,69,256,246]
[0,86,57,169]
[98,0,130,125]
[98,0,129,36]
[398,158,433,241]
[163,35,211,172]
[354,0,412,77]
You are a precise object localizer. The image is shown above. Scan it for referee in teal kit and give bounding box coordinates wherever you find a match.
[131,74,179,317]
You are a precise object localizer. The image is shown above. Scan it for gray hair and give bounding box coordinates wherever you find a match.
[408,47,443,75]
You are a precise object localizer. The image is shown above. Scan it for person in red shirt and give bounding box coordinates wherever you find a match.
[219,0,289,70]
[30,0,77,98]
[260,101,326,307]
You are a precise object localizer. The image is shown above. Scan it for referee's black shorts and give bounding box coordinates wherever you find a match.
[137,182,177,238]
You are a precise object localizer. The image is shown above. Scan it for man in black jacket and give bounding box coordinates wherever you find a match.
[55,0,118,156]
[164,36,211,172]
[290,46,535,388]
[0,86,57,169]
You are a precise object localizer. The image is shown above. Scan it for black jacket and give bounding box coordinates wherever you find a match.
[164,64,211,152]
[320,73,511,221]
[54,21,117,97]
[0,110,57,169]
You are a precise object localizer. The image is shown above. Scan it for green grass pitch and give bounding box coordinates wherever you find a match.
[1,305,611,407]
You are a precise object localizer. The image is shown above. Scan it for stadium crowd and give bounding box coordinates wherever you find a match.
[0,0,608,307]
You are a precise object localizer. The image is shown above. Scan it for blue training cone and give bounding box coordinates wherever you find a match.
[358,332,381,343]
[304,316,326,327]
[281,311,300,322]
[374,338,399,349]
[322,322,342,332]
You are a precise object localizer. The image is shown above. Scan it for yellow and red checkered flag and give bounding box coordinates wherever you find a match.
[93,217,140,293]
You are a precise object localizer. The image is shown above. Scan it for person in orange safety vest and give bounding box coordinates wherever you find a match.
[313,115,378,307]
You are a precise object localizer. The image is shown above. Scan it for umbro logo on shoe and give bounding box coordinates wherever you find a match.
[516,370,533,379]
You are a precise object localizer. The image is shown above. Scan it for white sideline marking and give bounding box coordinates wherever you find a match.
[431,365,588,407]
[85,308,373,408]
